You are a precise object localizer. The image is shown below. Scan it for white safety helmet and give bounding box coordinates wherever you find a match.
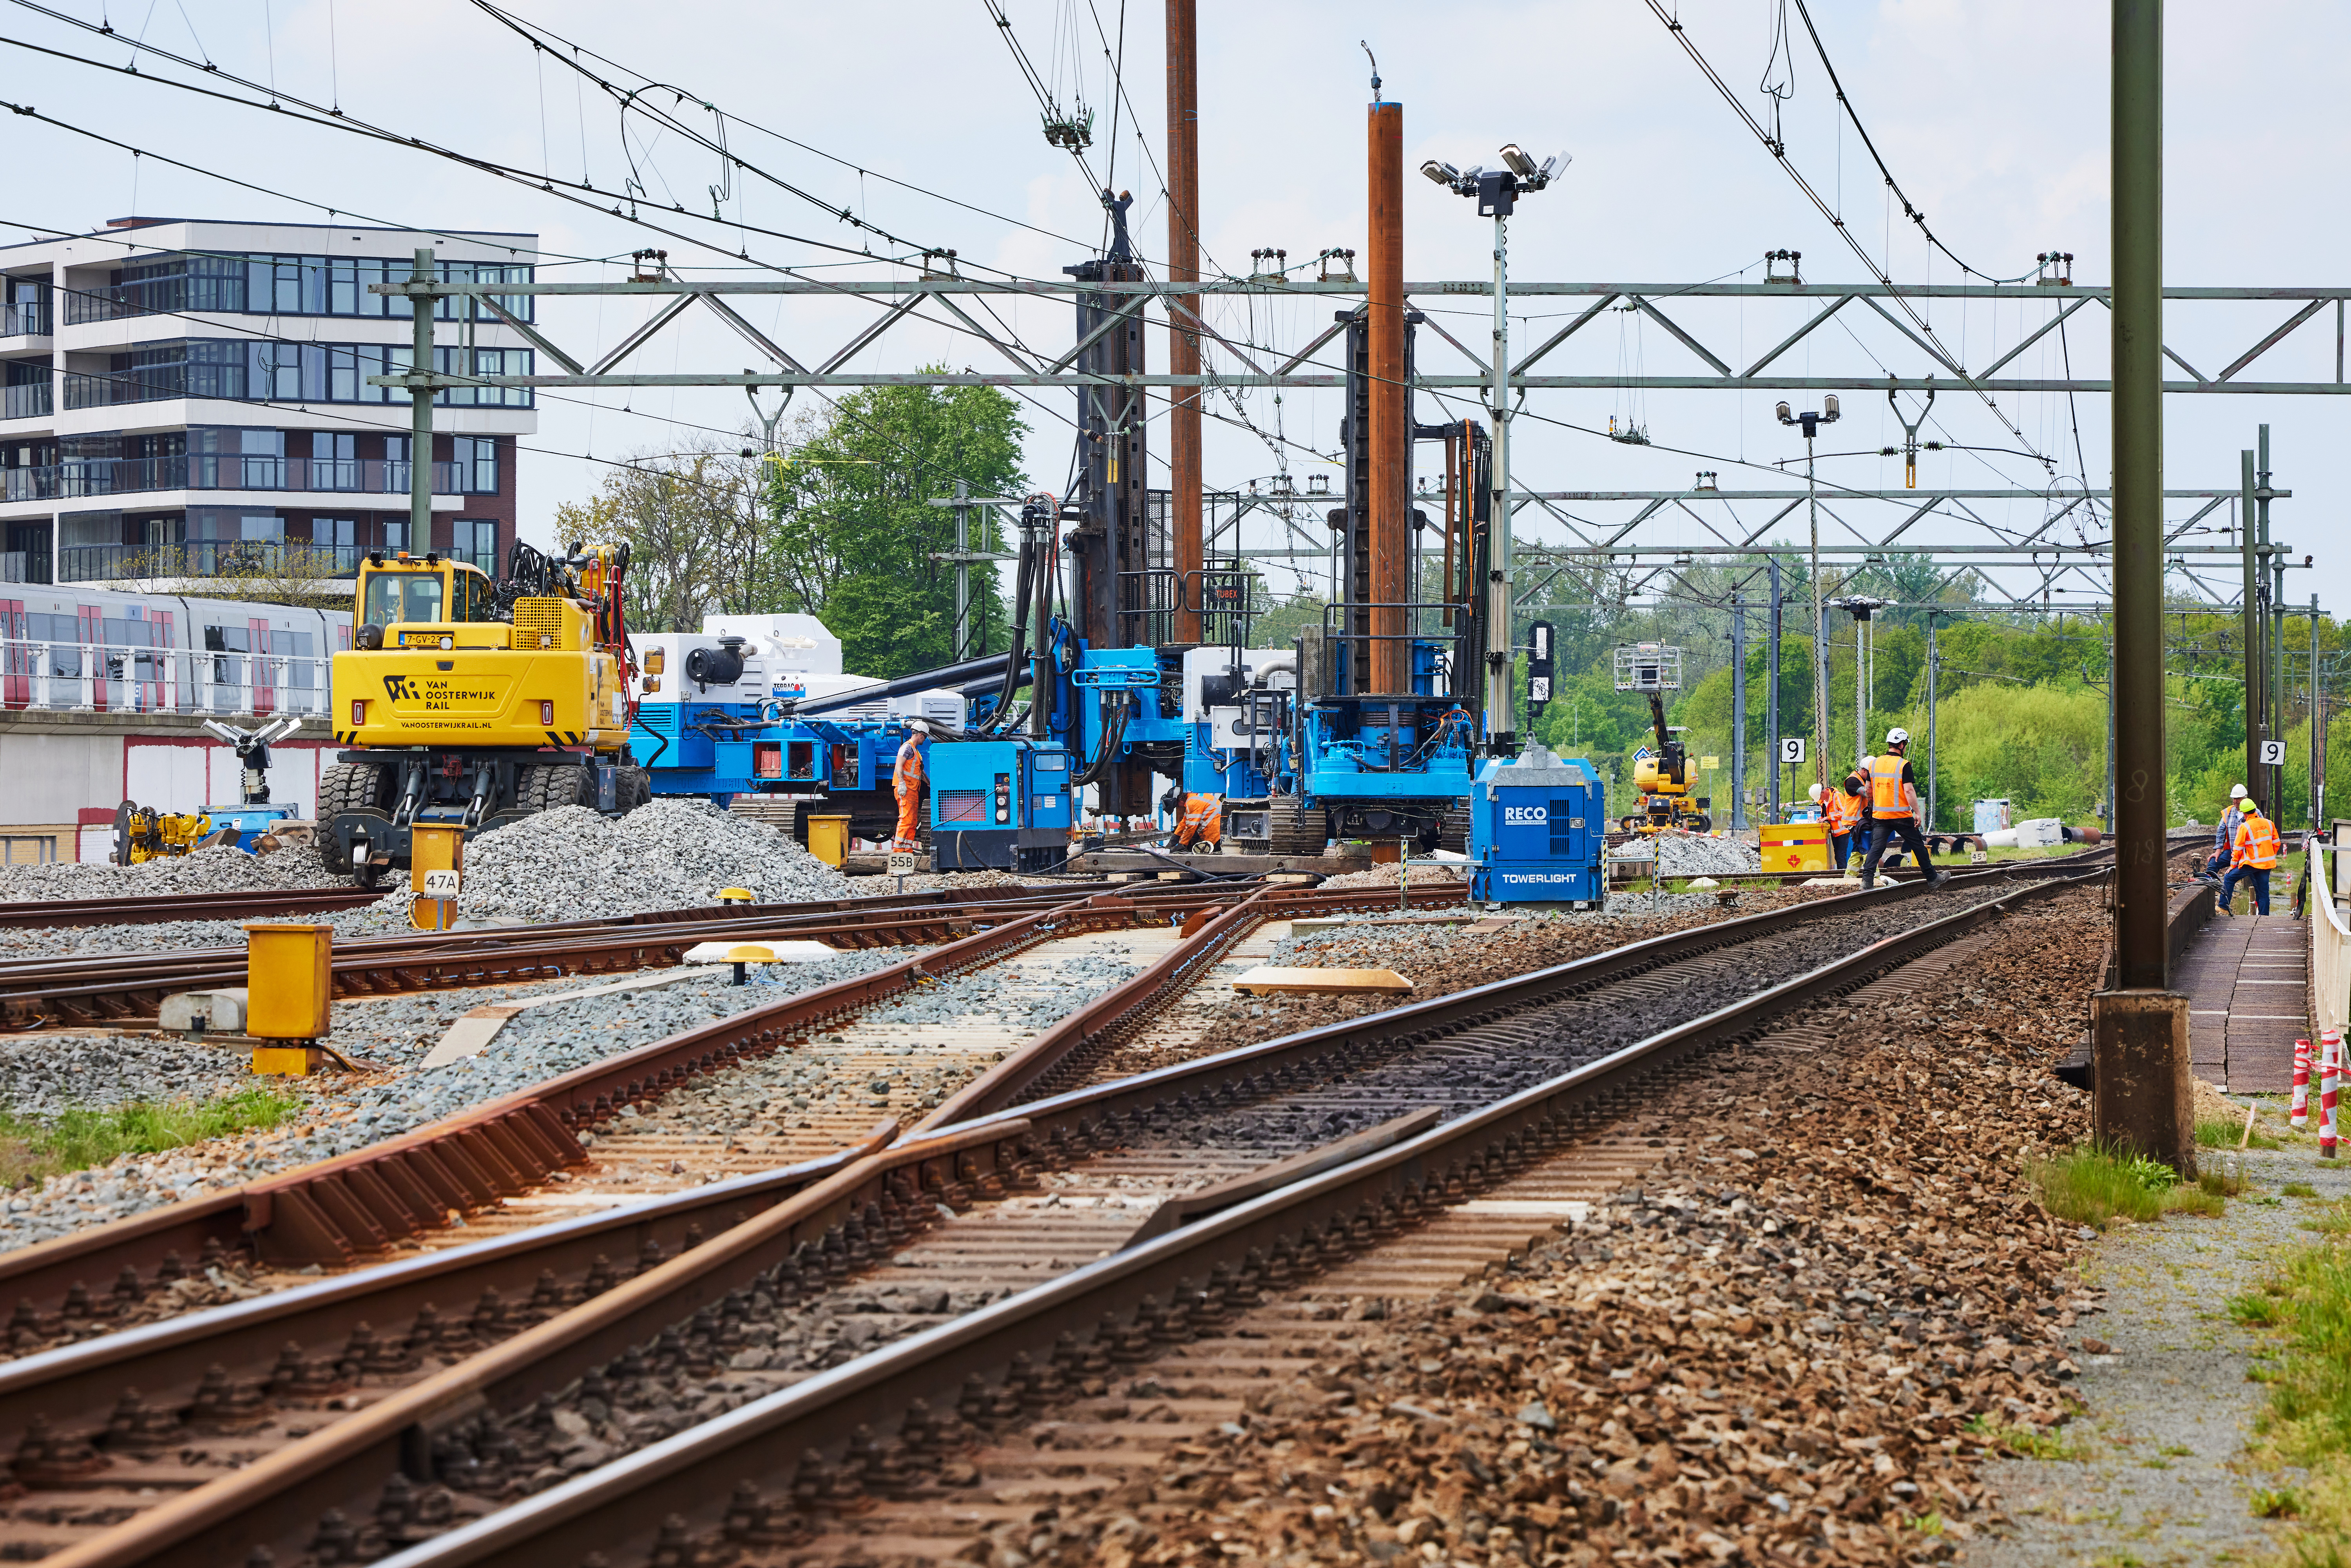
[2230,783,2249,800]
[1808,783,1824,803]
[1885,726,1910,748]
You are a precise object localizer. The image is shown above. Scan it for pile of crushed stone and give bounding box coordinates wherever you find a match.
[453,798,855,921]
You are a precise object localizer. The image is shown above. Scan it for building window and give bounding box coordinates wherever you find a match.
[452,436,499,494]
[62,253,534,323]
[453,519,498,574]
[62,340,534,410]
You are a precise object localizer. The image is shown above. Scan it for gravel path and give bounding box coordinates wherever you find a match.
[1964,1134,2327,1568]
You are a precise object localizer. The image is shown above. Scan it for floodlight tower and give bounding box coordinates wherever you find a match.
[1424,144,1567,754]
[1777,394,1842,795]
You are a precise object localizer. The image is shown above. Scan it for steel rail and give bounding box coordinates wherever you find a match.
[0,887,1462,1476]
[0,882,1271,1027]
[33,861,2085,1568]
[0,886,385,931]
[0,894,1112,1308]
[0,882,1465,1321]
[0,873,1056,940]
[346,870,2108,1568]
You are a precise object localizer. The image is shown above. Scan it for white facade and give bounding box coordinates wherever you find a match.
[0,217,538,588]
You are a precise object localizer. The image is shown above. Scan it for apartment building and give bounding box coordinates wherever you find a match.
[0,218,540,586]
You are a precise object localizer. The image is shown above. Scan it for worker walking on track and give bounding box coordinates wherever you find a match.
[1858,729,1947,890]
[891,720,931,853]
[2221,796,2282,916]
[1826,770,1867,870]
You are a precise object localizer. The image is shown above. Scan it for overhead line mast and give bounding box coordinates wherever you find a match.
[1166,0,1203,643]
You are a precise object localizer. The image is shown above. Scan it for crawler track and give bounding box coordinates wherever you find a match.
[0,855,2111,1567]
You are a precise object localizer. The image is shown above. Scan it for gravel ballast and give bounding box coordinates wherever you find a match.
[974,889,2116,1568]
[454,799,855,920]
[0,950,909,1254]
[0,842,344,903]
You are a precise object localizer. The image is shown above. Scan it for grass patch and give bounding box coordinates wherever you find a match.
[0,1087,301,1190]
[2202,1116,2286,1151]
[2289,1183,2323,1199]
[2237,1291,2291,1327]
[2253,1487,2306,1519]
[2168,1184,2229,1218]
[2227,1231,2351,1563]
[2030,1144,2181,1229]
[1965,1413,2083,1460]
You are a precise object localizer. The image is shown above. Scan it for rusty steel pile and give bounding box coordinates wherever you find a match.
[0,834,2202,1568]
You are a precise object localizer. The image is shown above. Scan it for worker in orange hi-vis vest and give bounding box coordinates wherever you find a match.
[2221,797,2283,916]
[1172,791,1223,852]
[1857,728,1948,891]
[1826,770,1869,870]
[891,721,932,852]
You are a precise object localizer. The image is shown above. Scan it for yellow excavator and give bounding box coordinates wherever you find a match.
[1612,642,1710,833]
[319,541,645,885]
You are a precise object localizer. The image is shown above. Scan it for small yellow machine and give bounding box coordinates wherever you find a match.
[1613,643,1712,834]
[319,542,647,884]
[112,801,217,864]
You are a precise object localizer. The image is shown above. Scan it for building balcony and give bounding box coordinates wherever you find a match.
[56,539,497,584]
[1,456,472,503]
[2,380,52,422]
[1,301,48,340]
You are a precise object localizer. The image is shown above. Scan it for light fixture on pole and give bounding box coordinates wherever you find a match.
[1777,394,1842,795]
[1424,143,1568,754]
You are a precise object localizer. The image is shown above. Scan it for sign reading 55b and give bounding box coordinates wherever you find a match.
[1502,805,1548,826]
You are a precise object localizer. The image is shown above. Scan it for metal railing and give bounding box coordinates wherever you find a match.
[0,637,330,715]
[56,541,371,582]
[1,301,47,338]
[3,456,465,500]
[1,379,51,421]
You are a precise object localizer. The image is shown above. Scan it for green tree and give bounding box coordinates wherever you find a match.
[556,444,770,633]
[774,378,1027,679]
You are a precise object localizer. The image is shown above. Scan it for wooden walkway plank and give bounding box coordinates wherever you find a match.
[2174,911,2308,1093]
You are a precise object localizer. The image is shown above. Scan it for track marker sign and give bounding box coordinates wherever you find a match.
[1779,737,1806,764]
[2261,739,2288,766]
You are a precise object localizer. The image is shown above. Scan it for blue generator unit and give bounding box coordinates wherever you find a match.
[928,738,1074,872]
[1468,743,1606,906]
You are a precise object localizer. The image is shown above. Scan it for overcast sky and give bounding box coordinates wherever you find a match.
[7,0,2344,614]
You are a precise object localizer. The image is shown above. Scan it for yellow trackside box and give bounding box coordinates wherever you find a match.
[806,815,851,868]
[245,923,333,1039]
[409,822,465,931]
[1760,820,1831,874]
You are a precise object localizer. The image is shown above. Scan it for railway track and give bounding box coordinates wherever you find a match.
[0,853,2111,1567]
[0,879,1467,1314]
[0,886,389,932]
[0,882,1140,1028]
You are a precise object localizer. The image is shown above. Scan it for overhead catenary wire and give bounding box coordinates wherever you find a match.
[1634,0,2051,470]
